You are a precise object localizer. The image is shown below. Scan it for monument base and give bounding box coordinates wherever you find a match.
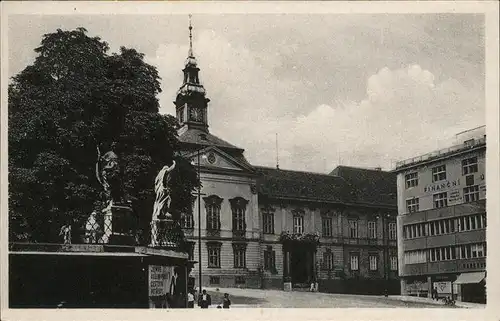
[100,203,136,245]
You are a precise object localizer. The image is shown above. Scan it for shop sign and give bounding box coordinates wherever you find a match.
[407,281,428,292]
[433,281,452,294]
[448,189,463,205]
[424,179,460,193]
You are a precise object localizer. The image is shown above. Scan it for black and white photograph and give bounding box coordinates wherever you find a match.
[1,1,499,320]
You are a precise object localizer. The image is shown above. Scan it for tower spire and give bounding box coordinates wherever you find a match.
[188,14,194,57]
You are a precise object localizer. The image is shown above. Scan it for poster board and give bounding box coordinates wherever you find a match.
[148,265,174,297]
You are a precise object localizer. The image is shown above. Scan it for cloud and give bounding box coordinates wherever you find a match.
[147,27,484,174]
[268,65,484,172]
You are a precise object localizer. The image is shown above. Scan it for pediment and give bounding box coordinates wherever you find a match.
[185,146,254,173]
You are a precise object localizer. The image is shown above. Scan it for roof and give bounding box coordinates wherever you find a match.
[178,128,244,152]
[256,166,354,204]
[329,166,397,207]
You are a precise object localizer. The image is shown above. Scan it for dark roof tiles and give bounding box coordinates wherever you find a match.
[255,166,354,204]
[178,128,243,151]
[330,166,397,207]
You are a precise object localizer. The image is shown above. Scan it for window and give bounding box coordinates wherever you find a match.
[181,197,195,228]
[405,223,426,239]
[187,242,195,261]
[209,276,220,285]
[458,214,485,232]
[464,185,480,203]
[323,250,334,270]
[204,195,223,231]
[322,217,333,237]
[230,197,248,232]
[263,246,276,271]
[262,208,275,234]
[433,192,448,208]
[462,157,478,175]
[405,172,419,188]
[404,250,427,264]
[207,243,221,268]
[293,215,304,234]
[180,213,194,229]
[471,243,485,258]
[432,165,447,182]
[369,255,378,271]
[232,207,245,231]
[348,220,358,238]
[233,244,246,268]
[429,246,462,262]
[350,254,359,271]
[235,276,246,285]
[388,222,397,240]
[406,198,419,213]
[390,256,398,271]
[368,221,377,239]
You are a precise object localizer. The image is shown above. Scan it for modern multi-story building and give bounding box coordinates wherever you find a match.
[174,22,399,294]
[394,126,486,303]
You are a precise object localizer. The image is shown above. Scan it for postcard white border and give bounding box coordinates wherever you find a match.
[1,1,499,321]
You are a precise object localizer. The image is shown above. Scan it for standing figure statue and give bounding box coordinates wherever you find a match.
[96,142,126,205]
[152,160,176,220]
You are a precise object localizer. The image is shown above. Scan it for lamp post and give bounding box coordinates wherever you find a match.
[382,213,389,297]
[197,149,202,296]
[195,148,207,297]
[377,212,391,298]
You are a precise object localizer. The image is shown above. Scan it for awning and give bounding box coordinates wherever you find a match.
[453,272,486,284]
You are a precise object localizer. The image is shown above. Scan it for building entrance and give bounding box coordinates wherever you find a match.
[289,245,316,287]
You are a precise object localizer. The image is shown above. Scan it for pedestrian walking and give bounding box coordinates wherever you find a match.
[222,293,231,309]
[187,291,195,308]
[198,289,211,309]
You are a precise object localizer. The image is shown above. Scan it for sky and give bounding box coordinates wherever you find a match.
[8,13,486,173]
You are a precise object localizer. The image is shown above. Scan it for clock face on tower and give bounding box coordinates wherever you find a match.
[190,107,203,122]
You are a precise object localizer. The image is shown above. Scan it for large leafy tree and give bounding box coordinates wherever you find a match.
[8,28,198,245]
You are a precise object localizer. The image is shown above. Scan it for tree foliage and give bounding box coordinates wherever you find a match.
[8,28,199,244]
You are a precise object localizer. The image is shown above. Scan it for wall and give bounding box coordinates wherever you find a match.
[397,148,486,215]
[396,145,487,288]
[259,200,398,286]
[186,170,261,288]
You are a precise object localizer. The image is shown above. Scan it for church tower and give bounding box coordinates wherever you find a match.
[175,15,210,134]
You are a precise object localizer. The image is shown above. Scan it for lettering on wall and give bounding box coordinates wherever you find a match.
[149,265,174,297]
[424,179,460,193]
[433,281,452,294]
[448,189,462,205]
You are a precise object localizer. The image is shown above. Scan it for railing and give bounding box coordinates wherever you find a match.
[52,210,186,250]
[395,136,486,169]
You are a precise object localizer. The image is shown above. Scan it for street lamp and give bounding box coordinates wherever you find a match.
[377,212,392,298]
[194,148,207,297]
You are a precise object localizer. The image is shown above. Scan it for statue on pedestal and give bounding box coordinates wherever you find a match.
[93,142,135,245]
[96,142,126,205]
[152,160,176,221]
[151,161,176,246]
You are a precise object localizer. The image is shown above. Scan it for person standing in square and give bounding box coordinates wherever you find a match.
[198,290,211,308]
[187,291,195,308]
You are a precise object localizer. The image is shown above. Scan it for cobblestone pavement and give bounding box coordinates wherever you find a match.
[202,287,450,308]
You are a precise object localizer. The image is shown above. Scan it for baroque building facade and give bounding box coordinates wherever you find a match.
[394,126,486,303]
[174,23,399,294]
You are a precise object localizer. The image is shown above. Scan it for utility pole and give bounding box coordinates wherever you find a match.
[197,149,202,296]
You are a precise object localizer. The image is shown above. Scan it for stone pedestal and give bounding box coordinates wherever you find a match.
[283,282,292,292]
[99,203,136,245]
